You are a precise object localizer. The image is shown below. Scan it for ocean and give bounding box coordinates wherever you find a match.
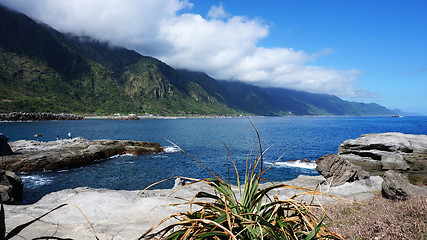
[1,116,426,204]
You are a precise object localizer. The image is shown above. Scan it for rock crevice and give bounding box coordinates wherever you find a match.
[316,132,427,200]
[337,132,427,184]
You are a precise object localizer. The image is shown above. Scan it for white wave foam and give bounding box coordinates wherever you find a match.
[164,146,179,153]
[274,160,317,169]
[20,175,53,187]
[109,153,134,159]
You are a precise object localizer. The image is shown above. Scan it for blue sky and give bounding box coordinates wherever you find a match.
[2,0,426,114]
[190,0,427,114]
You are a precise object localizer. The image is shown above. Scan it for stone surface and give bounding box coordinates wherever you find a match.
[0,170,23,204]
[173,178,186,189]
[381,154,410,170]
[316,154,370,187]
[336,132,427,184]
[381,170,427,201]
[1,137,164,172]
[339,132,427,155]
[3,175,380,240]
[321,176,383,201]
[0,133,13,156]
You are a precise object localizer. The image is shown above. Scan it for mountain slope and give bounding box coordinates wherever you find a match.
[176,70,395,116]
[0,5,236,115]
[0,5,395,116]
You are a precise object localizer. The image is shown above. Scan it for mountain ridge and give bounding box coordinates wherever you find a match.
[0,5,396,116]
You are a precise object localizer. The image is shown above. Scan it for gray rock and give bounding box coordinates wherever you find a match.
[339,132,427,155]
[0,133,13,156]
[173,178,186,189]
[0,170,23,204]
[2,138,164,172]
[336,132,427,184]
[0,112,84,121]
[316,154,370,187]
[381,170,427,201]
[381,154,410,170]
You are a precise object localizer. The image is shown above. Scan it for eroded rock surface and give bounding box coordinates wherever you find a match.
[0,170,23,204]
[316,154,370,187]
[381,170,427,201]
[1,137,164,172]
[4,175,380,240]
[337,132,427,184]
[0,133,13,156]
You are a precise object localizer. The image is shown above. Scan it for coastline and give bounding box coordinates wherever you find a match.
[2,130,426,239]
[3,138,164,173]
[84,114,255,120]
[3,174,382,240]
[1,112,421,123]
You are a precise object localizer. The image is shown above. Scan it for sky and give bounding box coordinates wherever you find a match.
[1,0,426,114]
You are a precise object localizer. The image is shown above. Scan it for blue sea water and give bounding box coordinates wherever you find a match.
[1,116,426,204]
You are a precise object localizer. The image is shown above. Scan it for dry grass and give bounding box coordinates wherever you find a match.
[319,195,427,240]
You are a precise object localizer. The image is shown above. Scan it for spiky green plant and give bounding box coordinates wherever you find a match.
[0,201,99,240]
[139,124,344,240]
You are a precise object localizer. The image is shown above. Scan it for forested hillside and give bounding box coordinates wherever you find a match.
[0,5,396,116]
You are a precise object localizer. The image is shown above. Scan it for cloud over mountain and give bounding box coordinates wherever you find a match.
[1,0,369,98]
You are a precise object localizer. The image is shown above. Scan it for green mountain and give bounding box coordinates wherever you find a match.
[0,5,395,116]
[176,70,395,116]
[0,5,237,115]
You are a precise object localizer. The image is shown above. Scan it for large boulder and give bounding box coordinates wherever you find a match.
[316,154,370,187]
[0,170,23,204]
[0,133,13,156]
[337,132,427,184]
[339,132,427,155]
[381,170,427,201]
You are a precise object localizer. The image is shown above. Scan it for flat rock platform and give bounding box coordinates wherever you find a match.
[1,137,164,172]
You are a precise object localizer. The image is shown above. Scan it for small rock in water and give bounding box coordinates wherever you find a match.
[0,170,23,204]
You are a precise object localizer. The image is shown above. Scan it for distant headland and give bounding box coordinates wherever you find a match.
[0,112,84,121]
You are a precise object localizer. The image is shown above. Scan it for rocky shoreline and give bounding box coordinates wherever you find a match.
[0,112,247,121]
[0,136,164,204]
[1,132,426,239]
[334,132,426,184]
[2,175,376,240]
[85,114,140,120]
[0,112,84,121]
[2,137,164,173]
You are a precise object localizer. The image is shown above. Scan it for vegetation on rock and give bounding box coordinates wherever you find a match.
[139,127,344,239]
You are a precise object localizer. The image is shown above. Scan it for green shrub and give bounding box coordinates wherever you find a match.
[139,125,343,240]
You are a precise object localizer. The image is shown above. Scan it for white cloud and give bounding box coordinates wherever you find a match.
[0,0,369,98]
[207,3,229,19]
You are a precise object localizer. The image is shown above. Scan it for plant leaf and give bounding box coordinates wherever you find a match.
[196,191,220,200]
[305,217,324,240]
[4,204,68,239]
[1,201,5,240]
